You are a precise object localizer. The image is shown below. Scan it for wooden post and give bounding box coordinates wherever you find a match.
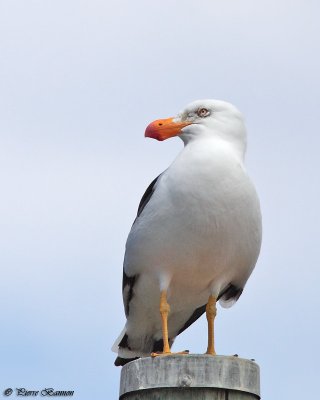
[119,355,260,400]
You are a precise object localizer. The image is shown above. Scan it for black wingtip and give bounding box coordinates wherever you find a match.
[114,356,139,367]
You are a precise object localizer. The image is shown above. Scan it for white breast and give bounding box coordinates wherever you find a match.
[125,137,262,305]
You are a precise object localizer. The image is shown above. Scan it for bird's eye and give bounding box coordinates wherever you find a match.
[197,108,210,117]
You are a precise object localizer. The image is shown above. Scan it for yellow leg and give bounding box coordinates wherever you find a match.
[151,290,189,357]
[160,290,171,354]
[206,295,217,356]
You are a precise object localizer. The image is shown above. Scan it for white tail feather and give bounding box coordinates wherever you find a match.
[111,327,126,353]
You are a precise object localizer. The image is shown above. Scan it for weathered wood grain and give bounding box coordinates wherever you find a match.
[119,355,260,400]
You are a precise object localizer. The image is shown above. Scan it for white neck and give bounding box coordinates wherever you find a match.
[180,134,246,165]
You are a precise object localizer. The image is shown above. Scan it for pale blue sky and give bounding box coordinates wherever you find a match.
[0,1,319,399]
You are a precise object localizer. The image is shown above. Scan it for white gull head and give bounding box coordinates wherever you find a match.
[145,99,247,159]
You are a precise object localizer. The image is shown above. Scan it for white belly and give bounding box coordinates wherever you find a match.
[124,143,262,310]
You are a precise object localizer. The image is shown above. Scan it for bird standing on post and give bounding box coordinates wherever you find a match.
[112,99,262,366]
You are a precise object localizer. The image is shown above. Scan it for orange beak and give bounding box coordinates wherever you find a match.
[145,117,192,141]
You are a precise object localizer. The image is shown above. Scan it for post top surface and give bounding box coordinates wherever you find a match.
[120,355,260,397]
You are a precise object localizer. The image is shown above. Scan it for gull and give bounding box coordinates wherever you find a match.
[112,99,262,366]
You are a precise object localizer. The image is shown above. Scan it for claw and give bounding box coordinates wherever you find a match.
[151,350,189,358]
